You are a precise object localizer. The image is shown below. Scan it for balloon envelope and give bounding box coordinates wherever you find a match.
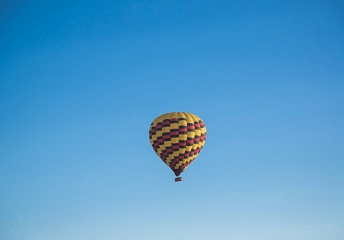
[149,112,207,177]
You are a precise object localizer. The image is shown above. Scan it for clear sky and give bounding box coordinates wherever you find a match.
[1,0,343,239]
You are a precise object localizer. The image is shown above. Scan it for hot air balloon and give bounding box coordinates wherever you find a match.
[149,112,207,182]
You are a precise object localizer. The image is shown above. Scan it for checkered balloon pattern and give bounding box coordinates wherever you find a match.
[149,112,207,176]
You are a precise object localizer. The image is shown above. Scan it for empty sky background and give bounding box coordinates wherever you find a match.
[1,0,344,239]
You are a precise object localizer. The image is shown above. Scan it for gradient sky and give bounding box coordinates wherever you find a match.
[1,1,344,239]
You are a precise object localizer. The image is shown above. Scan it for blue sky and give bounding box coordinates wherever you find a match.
[1,0,343,239]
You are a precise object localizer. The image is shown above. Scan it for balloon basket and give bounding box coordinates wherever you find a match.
[175,177,183,182]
